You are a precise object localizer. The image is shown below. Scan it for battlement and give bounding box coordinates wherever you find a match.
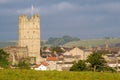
[19,14,40,22]
[19,14,27,19]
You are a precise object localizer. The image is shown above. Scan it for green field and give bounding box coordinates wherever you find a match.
[0,69,120,80]
[64,38,120,47]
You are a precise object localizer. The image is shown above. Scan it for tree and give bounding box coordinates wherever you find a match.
[51,47,64,54]
[62,35,80,42]
[0,49,10,68]
[47,35,80,46]
[86,52,107,72]
[70,60,86,71]
[17,58,30,69]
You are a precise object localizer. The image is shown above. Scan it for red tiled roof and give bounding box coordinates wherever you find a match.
[41,61,49,66]
[33,61,49,68]
[46,57,58,61]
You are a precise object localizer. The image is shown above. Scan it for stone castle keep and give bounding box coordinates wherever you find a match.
[18,14,41,64]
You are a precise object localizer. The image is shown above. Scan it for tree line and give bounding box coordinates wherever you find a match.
[41,35,80,46]
[70,51,116,72]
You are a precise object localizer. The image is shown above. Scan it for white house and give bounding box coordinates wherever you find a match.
[108,62,120,67]
[33,61,49,71]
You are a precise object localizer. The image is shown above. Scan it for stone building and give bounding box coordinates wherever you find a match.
[3,46,28,65]
[18,14,41,64]
[63,47,92,60]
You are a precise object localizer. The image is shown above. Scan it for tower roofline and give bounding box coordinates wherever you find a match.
[19,14,40,17]
[19,14,40,21]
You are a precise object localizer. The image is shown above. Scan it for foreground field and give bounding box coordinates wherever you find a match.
[0,69,120,80]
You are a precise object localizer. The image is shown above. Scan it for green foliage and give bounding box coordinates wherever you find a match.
[87,52,106,67]
[86,52,114,72]
[17,58,30,69]
[43,46,47,50]
[51,47,64,53]
[41,41,47,46]
[96,66,116,72]
[47,37,65,46]
[62,35,80,42]
[70,60,86,71]
[0,49,10,68]
[0,70,120,80]
[47,35,80,46]
[70,52,116,72]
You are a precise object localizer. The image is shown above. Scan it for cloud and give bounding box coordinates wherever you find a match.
[16,7,40,15]
[16,2,78,15]
[16,1,120,16]
[52,2,78,11]
[102,3,120,13]
[78,2,120,14]
[0,0,14,4]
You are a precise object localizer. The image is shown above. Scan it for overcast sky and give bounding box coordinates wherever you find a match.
[0,0,120,41]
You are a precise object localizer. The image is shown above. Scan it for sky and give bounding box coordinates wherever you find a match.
[0,0,120,41]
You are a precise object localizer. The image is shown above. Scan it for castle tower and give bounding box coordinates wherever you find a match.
[18,14,41,64]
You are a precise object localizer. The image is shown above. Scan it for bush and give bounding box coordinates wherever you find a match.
[17,58,30,69]
[0,49,10,68]
[70,60,87,71]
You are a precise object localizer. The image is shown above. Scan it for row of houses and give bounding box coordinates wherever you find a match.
[33,47,92,71]
[3,46,120,71]
[33,47,120,71]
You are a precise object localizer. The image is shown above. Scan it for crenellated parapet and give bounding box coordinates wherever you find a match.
[19,14,40,22]
[19,14,40,30]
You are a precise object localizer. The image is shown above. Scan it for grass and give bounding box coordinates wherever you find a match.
[64,38,120,47]
[0,69,120,80]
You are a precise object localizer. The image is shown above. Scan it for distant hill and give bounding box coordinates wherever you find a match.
[1,38,120,48]
[0,41,17,48]
[47,35,80,46]
[64,38,120,48]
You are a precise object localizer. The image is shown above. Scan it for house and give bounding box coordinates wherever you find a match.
[57,61,74,71]
[41,52,52,58]
[56,47,92,71]
[32,61,49,70]
[108,61,119,67]
[63,47,92,60]
[44,47,93,71]
[107,60,120,71]
[84,50,93,60]
[46,56,58,70]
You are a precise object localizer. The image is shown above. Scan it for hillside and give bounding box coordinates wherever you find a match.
[1,38,120,48]
[64,38,120,48]
[0,41,16,48]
